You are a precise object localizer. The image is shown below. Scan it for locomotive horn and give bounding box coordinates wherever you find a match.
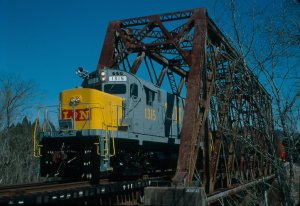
[76,67,89,79]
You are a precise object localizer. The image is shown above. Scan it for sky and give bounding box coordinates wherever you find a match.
[1,0,299,131]
[0,0,216,106]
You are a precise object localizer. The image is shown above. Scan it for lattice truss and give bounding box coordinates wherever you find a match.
[97,8,275,193]
[204,40,274,193]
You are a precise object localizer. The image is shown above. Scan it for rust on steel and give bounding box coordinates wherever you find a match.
[172,9,208,186]
[97,8,274,193]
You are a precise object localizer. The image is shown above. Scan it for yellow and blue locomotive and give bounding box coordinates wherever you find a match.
[35,67,184,180]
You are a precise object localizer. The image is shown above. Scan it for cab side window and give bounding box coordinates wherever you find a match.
[144,86,155,106]
[130,83,138,98]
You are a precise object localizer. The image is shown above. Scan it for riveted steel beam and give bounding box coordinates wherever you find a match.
[97,8,275,194]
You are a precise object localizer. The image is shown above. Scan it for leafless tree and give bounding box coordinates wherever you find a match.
[0,119,41,185]
[0,74,41,185]
[210,0,300,205]
[0,74,37,130]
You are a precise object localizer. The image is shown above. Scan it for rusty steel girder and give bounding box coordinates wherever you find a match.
[97,8,274,194]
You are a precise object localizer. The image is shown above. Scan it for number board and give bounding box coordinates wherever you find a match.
[108,76,127,82]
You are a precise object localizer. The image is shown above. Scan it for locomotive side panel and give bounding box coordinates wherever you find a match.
[142,86,164,137]
[125,78,184,139]
[163,92,184,139]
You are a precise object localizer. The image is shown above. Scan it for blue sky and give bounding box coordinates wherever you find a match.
[0,0,216,106]
[1,0,299,131]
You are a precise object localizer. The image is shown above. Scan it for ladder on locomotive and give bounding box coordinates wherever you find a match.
[95,127,116,171]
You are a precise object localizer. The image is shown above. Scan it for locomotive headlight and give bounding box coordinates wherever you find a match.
[70,96,80,105]
[70,97,75,103]
[100,71,106,81]
[75,96,80,103]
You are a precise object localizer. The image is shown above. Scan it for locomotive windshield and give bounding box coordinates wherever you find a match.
[104,84,127,94]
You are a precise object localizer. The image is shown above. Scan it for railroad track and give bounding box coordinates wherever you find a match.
[0,174,275,205]
[0,181,90,198]
[0,176,169,205]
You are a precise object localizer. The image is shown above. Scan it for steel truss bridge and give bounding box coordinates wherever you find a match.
[98,8,274,191]
[0,8,276,205]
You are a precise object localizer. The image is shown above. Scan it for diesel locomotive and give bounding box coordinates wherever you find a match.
[35,67,184,180]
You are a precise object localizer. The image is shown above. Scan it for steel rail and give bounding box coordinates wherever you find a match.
[0,176,168,205]
[0,181,90,198]
[206,174,275,203]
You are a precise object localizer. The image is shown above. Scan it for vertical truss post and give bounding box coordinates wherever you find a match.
[172,9,208,186]
[98,22,120,70]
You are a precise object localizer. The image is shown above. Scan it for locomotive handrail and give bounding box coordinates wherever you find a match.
[42,108,56,132]
[60,102,104,131]
[94,141,100,155]
[33,105,58,157]
[110,130,116,157]
[94,129,116,158]
[79,104,91,130]
[59,102,121,132]
[33,109,43,158]
[103,129,116,157]
[104,129,109,157]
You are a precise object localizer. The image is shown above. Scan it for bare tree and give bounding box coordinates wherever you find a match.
[0,74,41,185]
[0,119,41,185]
[0,74,37,130]
[210,0,300,205]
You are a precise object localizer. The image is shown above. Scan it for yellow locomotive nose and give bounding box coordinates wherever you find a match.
[60,88,123,131]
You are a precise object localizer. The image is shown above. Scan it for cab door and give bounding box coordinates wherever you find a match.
[143,86,163,136]
[124,83,143,133]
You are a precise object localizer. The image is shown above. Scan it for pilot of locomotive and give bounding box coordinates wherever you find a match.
[39,67,184,179]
